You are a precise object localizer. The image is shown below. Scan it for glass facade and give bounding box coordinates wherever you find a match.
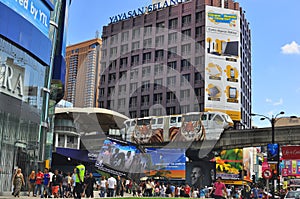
[0,36,46,192]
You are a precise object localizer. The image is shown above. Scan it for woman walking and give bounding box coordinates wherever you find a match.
[12,168,25,197]
[28,170,36,196]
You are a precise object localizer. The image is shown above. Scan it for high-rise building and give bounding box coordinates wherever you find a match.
[65,38,102,107]
[99,0,251,128]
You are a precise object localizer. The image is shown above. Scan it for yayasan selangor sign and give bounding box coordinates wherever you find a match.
[109,0,189,24]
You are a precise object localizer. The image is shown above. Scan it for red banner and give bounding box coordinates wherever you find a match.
[282,146,300,159]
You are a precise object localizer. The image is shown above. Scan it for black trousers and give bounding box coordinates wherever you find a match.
[74,183,83,199]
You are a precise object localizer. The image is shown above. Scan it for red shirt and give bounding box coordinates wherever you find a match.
[36,172,44,185]
[184,186,191,196]
[214,182,226,196]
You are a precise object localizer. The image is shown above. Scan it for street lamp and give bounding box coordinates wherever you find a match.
[250,111,285,199]
[251,112,298,197]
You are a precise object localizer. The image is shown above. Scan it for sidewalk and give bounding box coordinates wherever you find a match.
[0,191,134,199]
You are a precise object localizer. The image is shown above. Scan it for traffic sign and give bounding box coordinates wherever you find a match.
[263,169,273,179]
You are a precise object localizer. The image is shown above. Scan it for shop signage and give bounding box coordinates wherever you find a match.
[0,58,24,100]
[109,0,189,24]
[282,146,300,159]
[0,0,50,36]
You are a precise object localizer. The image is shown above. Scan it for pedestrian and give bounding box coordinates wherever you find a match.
[41,168,51,198]
[99,176,107,197]
[27,170,36,197]
[210,177,227,199]
[12,168,25,198]
[84,173,96,198]
[52,169,62,198]
[107,174,117,197]
[34,169,44,197]
[74,164,85,199]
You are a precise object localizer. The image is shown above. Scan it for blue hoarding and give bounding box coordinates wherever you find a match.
[0,0,50,36]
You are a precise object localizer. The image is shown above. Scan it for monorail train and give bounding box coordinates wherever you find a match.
[121,112,234,144]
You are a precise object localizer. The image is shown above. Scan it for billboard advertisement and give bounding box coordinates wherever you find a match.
[283,160,300,177]
[186,160,216,188]
[145,148,186,179]
[95,139,150,177]
[204,5,241,121]
[215,149,243,180]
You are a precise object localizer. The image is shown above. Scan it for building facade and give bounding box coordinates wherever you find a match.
[65,38,102,107]
[0,0,54,193]
[99,0,251,128]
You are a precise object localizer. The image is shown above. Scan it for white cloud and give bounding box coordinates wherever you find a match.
[265,98,272,103]
[273,98,283,106]
[265,98,283,106]
[281,41,300,54]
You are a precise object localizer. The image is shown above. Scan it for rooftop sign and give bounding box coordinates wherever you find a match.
[109,0,189,24]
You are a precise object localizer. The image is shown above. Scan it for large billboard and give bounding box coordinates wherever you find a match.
[146,148,186,179]
[204,5,241,121]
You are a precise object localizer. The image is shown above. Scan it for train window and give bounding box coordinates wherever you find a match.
[178,117,182,122]
[137,119,151,125]
[131,120,136,126]
[201,114,207,121]
[208,114,213,120]
[213,115,224,123]
[157,118,163,124]
[152,119,156,125]
[184,115,199,122]
[170,117,177,123]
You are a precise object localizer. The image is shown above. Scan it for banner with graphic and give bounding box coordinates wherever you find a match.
[204,5,241,121]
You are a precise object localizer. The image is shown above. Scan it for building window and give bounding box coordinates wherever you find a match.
[119,71,127,81]
[132,28,140,39]
[168,47,177,59]
[130,69,138,80]
[181,43,191,55]
[142,52,152,64]
[195,56,204,66]
[121,44,128,55]
[109,47,117,58]
[194,87,202,97]
[196,11,204,23]
[132,41,140,51]
[181,74,190,85]
[167,76,176,87]
[155,50,164,61]
[155,35,164,47]
[182,15,191,27]
[167,106,176,115]
[196,26,204,38]
[153,108,162,116]
[130,82,138,93]
[181,105,190,113]
[130,111,137,118]
[108,73,116,84]
[144,25,152,36]
[195,72,202,84]
[141,109,149,117]
[129,97,137,108]
[154,78,163,90]
[167,61,177,72]
[169,18,178,29]
[141,95,150,106]
[143,38,152,49]
[182,29,191,41]
[118,98,125,108]
[168,32,177,44]
[110,34,118,45]
[156,22,165,33]
[118,85,126,96]
[181,59,191,71]
[108,87,115,96]
[154,93,163,104]
[120,57,128,68]
[121,31,129,42]
[154,64,164,75]
[180,89,190,101]
[142,65,151,77]
[141,81,150,92]
[131,55,139,65]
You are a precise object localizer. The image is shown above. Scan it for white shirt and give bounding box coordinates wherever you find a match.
[100,179,107,188]
[107,177,116,189]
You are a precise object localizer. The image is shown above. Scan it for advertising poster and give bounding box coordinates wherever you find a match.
[215,149,243,180]
[204,5,241,121]
[95,139,150,177]
[186,160,216,188]
[283,160,300,176]
[146,148,186,179]
[243,147,254,181]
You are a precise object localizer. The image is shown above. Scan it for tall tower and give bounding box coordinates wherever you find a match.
[99,0,251,128]
[65,38,102,107]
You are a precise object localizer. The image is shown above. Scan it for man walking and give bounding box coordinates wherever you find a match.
[107,174,116,197]
[74,164,85,199]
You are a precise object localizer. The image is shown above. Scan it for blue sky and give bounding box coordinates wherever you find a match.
[67,0,300,127]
